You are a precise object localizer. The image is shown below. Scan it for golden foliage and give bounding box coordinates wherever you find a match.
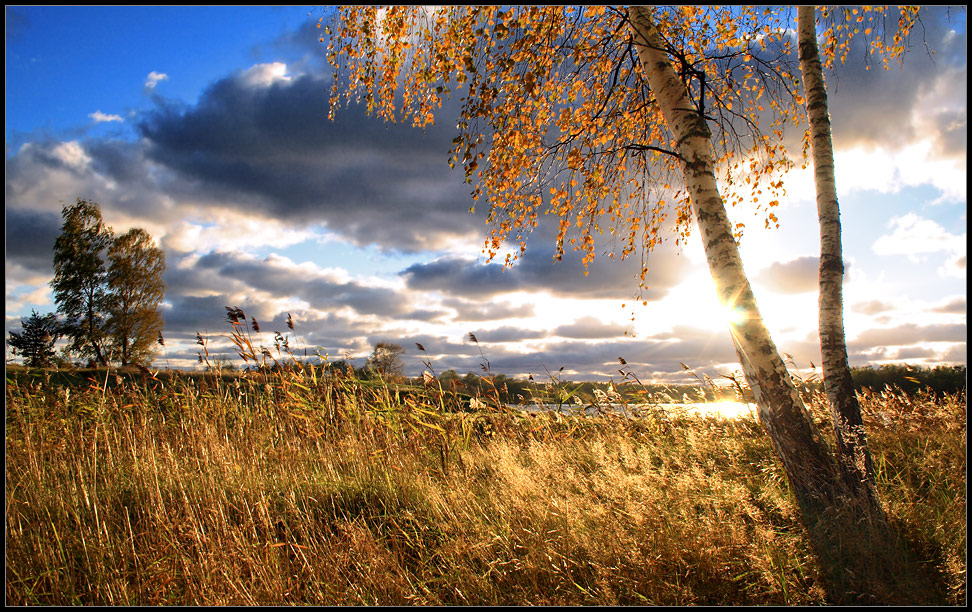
[324,6,921,286]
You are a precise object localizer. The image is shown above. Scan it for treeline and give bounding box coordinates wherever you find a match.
[849,364,966,395]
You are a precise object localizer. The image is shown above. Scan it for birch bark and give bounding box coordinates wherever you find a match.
[797,5,880,507]
[628,6,846,513]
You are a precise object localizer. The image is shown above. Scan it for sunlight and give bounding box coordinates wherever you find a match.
[724,304,746,327]
[689,400,756,420]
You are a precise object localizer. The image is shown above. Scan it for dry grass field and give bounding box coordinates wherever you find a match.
[5,366,966,605]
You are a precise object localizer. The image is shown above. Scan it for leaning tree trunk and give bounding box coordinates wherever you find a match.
[628,6,851,518]
[626,8,927,603]
[797,4,882,510]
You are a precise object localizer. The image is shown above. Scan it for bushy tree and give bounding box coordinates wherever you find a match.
[7,310,64,368]
[51,199,113,366]
[368,342,406,380]
[107,228,166,366]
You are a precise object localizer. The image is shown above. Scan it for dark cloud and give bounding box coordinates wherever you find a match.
[853,300,894,315]
[931,297,966,314]
[137,70,486,252]
[161,294,237,335]
[825,6,967,155]
[467,326,548,343]
[554,316,629,339]
[442,298,536,321]
[402,242,690,300]
[893,346,937,360]
[4,207,61,273]
[940,343,967,364]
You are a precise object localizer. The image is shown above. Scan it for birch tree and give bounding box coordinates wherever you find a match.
[326,1,846,503]
[324,6,931,599]
[796,3,923,514]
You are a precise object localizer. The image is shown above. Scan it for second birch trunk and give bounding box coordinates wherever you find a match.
[797,5,881,509]
[629,7,848,515]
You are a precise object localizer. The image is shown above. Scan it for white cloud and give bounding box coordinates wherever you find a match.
[872,213,966,265]
[50,140,91,169]
[833,143,966,204]
[89,110,124,123]
[239,62,291,88]
[145,71,169,89]
[162,212,320,255]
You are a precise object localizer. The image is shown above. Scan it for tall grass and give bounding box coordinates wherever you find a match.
[5,365,966,605]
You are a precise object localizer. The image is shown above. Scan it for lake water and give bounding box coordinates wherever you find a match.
[515,400,757,420]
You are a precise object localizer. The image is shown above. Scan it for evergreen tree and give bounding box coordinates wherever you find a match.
[7,310,63,368]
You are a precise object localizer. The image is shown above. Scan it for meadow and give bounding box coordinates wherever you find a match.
[5,364,966,605]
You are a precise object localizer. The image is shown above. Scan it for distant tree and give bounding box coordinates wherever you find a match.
[7,310,64,368]
[440,369,462,390]
[368,342,406,380]
[51,199,113,366]
[106,228,167,366]
[462,372,483,392]
[324,359,355,377]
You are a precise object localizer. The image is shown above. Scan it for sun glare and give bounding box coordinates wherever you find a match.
[693,400,755,420]
[724,305,746,327]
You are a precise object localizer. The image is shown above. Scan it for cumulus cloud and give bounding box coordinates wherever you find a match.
[239,62,292,87]
[184,249,418,318]
[145,71,168,89]
[89,110,124,123]
[872,213,966,272]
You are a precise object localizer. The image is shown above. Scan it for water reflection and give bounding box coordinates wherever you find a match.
[515,400,756,420]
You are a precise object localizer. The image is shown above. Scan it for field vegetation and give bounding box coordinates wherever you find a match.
[5,357,966,605]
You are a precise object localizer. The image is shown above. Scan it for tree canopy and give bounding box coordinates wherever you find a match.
[107,227,167,366]
[51,198,114,365]
[325,6,922,286]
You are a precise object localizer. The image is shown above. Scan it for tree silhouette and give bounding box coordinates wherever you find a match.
[8,310,63,368]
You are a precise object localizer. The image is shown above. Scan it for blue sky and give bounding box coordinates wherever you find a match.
[5,6,967,382]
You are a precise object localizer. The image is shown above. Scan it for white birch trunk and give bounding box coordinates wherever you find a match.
[797,6,880,506]
[629,6,846,512]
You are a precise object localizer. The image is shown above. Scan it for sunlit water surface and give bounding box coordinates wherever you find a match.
[516,400,757,420]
